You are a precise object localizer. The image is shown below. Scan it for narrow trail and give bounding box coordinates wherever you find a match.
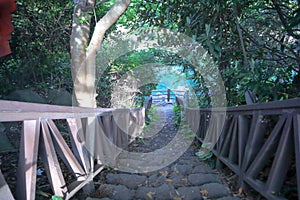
[84,105,239,200]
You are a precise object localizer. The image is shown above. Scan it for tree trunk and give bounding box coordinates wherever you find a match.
[70,0,96,108]
[70,0,130,194]
[71,0,130,108]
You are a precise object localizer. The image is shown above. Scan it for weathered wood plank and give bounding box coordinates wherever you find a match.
[0,169,14,200]
[47,120,86,180]
[16,120,40,200]
[40,120,67,197]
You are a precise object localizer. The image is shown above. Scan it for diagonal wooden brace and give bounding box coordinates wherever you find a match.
[40,120,67,198]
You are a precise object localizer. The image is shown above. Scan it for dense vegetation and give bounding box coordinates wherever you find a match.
[0,1,73,95]
[136,0,300,105]
[0,0,299,107]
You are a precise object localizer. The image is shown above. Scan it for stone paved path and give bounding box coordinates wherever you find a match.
[85,105,239,200]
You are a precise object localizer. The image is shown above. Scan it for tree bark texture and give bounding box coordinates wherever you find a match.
[69,0,130,194]
[71,0,130,108]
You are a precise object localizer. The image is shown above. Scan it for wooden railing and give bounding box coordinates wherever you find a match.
[151,89,187,104]
[0,100,145,199]
[179,97,300,200]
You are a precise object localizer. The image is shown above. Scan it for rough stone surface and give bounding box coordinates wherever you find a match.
[47,89,72,106]
[171,164,193,175]
[134,186,154,200]
[155,183,176,199]
[97,184,133,200]
[147,174,166,187]
[135,183,175,200]
[96,184,114,198]
[84,105,238,200]
[217,196,241,200]
[200,183,231,199]
[192,164,216,174]
[168,173,188,187]
[110,185,134,200]
[0,123,5,132]
[5,89,47,104]
[176,186,202,200]
[106,173,146,189]
[188,173,221,186]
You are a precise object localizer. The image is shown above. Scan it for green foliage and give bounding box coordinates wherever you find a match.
[0,1,72,96]
[135,0,300,106]
[172,104,182,127]
[177,124,195,140]
[145,105,159,125]
[97,49,160,107]
[141,105,160,141]
[1,0,299,107]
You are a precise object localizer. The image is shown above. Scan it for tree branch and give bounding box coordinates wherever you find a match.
[233,3,249,67]
[271,35,300,61]
[87,0,130,55]
[95,0,109,6]
[240,26,299,62]
[271,0,300,39]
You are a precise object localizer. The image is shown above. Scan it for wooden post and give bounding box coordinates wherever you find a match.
[16,120,40,200]
[167,89,171,102]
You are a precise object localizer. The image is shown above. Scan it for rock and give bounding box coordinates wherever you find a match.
[168,174,188,187]
[97,184,133,200]
[106,173,146,189]
[171,164,193,175]
[188,173,221,186]
[0,123,16,152]
[216,196,240,200]
[178,158,199,166]
[135,184,175,200]
[90,105,236,200]
[0,131,16,152]
[199,183,231,199]
[192,164,215,174]
[155,183,176,199]
[148,174,166,187]
[0,123,5,132]
[111,185,134,200]
[85,198,111,200]
[5,89,47,104]
[47,89,72,106]
[176,186,202,200]
[97,184,114,198]
[134,186,154,200]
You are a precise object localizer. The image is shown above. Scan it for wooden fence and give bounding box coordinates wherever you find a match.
[0,100,145,199]
[180,97,300,200]
[151,89,187,104]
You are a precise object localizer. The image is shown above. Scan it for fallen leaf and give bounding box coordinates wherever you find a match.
[200,189,209,197]
[165,178,172,183]
[173,197,182,200]
[181,178,188,182]
[237,187,243,196]
[146,192,153,199]
[160,171,168,177]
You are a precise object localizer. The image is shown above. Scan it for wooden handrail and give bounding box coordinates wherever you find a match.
[0,100,146,200]
[182,97,300,200]
[184,97,300,113]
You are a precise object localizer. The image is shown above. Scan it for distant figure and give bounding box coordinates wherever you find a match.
[167,89,171,102]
